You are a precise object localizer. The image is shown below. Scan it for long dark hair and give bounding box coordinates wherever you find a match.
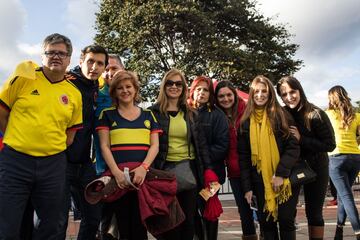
[215,80,244,126]
[328,85,355,129]
[276,76,317,130]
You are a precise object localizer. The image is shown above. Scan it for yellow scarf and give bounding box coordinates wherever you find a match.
[250,108,292,221]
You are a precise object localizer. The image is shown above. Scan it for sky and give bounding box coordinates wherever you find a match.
[0,0,359,107]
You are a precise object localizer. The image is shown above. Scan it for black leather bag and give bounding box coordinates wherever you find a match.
[289,160,317,187]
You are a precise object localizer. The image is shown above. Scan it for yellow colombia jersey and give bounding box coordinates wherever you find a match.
[0,61,83,156]
[326,110,360,155]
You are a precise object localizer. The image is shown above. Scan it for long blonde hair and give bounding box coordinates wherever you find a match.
[156,68,189,115]
[328,85,355,129]
[241,75,290,136]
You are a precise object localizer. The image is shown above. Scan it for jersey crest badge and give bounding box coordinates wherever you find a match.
[144,120,151,129]
[60,94,69,105]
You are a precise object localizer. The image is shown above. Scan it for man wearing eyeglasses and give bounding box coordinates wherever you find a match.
[0,33,83,239]
[57,45,109,240]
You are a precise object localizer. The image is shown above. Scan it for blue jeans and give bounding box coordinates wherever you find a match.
[229,178,256,235]
[329,154,360,233]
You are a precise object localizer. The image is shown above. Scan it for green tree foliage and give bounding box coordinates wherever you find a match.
[355,101,360,113]
[95,0,303,101]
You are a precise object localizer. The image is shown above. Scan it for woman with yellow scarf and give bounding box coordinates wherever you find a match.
[238,76,301,240]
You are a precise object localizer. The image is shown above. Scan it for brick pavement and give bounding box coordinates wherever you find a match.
[66,199,359,239]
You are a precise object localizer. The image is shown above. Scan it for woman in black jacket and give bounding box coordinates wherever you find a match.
[149,69,212,240]
[188,76,229,240]
[239,75,300,240]
[277,76,335,240]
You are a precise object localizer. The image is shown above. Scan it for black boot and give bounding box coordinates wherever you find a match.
[356,233,360,240]
[334,225,343,240]
[263,231,279,240]
[205,220,219,240]
[279,230,296,240]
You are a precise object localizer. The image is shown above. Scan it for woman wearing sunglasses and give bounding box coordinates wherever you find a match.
[149,69,211,240]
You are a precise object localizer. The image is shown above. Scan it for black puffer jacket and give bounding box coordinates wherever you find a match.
[197,105,229,184]
[149,103,212,187]
[66,66,98,164]
[238,117,300,193]
[285,106,336,170]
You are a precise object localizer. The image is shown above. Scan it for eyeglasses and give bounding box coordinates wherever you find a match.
[165,80,183,88]
[44,51,69,59]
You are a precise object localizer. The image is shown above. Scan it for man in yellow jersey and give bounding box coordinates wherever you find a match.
[0,33,83,240]
[58,45,108,240]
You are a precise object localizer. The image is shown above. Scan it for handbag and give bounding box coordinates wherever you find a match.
[289,160,317,187]
[163,160,197,193]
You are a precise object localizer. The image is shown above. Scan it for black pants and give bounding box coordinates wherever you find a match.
[58,161,102,240]
[304,160,329,226]
[0,146,66,240]
[111,191,147,240]
[253,177,300,233]
[159,188,198,240]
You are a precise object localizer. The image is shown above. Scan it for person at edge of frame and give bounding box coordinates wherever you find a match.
[0,33,83,240]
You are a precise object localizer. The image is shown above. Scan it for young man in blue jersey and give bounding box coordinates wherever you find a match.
[58,45,109,240]
[0,33,83,240]
[95,54,124,175]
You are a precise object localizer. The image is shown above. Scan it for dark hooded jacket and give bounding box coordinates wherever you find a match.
[196,105,229,184]
[285,105,336,170]
[66,66,99,164]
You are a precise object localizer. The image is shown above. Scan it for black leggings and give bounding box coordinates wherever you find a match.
[303,162,329,226]
[253,179,301,233]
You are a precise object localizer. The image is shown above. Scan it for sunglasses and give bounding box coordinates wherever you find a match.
[165,80,183,88]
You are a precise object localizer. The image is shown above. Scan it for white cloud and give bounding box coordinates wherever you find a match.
[257,0,360,60]
[257,0,360,107]
[0,0,27,77]
[64,0,99,44]
[17,43,41,56]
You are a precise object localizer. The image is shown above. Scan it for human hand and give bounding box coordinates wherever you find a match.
[131,166,147,186]
[271,176,284,192]
[244,191,253,205]
[112,169,128,189]
[289,126,301,141]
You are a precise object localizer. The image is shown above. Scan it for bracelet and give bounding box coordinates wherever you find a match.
[141,162,150,171]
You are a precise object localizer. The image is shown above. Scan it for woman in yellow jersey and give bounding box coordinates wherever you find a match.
[326,85,360,240]
[238,76,300,240]
[149,69,211,240]
[97,71,161,240]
